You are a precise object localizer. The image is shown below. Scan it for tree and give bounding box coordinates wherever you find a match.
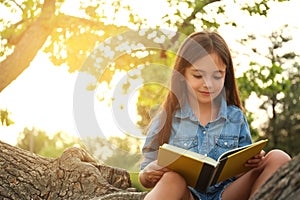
[83,136,142,171]
[16,127,49,154]
[104,136,142,171]
[0,0,128,92]
[16,127,82,158]
[1,0,279,127]
[0,140,147,199]
[237,26,300,156]
[272,62,300,156]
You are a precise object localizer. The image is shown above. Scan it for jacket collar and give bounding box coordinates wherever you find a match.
[175,93,228,123]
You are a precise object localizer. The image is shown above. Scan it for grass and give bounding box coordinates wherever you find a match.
[129,172,150,192]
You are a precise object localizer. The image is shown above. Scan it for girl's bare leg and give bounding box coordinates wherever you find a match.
[222,149,291,200]
[144,171,194,200]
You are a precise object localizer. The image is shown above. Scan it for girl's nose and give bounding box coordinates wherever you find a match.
[203,78,213,88]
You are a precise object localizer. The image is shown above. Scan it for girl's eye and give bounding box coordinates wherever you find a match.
[213,76,223,80]
[193,74,203,79]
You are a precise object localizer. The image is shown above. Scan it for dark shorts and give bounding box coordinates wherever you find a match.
[189,178,235,200]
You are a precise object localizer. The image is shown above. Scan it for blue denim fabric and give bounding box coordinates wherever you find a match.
[140,96,252,199]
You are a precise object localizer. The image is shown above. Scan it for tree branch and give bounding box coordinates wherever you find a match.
[0,0,56,92]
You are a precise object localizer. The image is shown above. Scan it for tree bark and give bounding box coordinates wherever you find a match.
[1,139,299,200]
[0,140,147,200]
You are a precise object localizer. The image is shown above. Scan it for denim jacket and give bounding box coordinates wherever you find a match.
[141,98,252,194]
[141,97,252,169]
[140,97,252,194]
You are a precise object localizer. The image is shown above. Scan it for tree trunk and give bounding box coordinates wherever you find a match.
[1,139,299,200]
[0,140,147,200]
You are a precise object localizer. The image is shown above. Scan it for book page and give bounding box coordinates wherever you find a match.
[159,144,218,166]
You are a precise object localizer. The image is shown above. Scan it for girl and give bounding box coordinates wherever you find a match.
[139,31,291,200]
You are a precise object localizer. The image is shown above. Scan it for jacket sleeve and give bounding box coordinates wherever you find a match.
[140,113,162,170]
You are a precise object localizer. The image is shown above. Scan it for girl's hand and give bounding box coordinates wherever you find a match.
[139,160,170,188]
[245,150,266,168]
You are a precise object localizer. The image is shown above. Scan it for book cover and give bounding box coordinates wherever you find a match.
[157,139,268,192]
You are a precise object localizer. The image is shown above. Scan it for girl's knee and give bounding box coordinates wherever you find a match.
[145,171,191,200]
[265,149,291,166]
[161,171,187,188]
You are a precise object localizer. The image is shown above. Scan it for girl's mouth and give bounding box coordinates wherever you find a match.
[199,91,212,96]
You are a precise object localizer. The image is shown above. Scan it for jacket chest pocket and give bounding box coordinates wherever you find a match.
[172,136,198,152]
[212,136,238,158]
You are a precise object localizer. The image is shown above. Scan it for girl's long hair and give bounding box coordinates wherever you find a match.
[146,31,242,150]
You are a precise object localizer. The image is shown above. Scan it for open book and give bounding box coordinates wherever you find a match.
[157,139,268,192]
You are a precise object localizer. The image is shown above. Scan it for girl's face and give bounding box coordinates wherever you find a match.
[184,53,226,105]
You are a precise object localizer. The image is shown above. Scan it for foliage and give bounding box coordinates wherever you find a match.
[16,127,82,158]
[1,0,297,158]
[1,0,286,121]
[83,135,143,171]
[237,26,300,156]
[264,62,300,157]
[0,109,14,126]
